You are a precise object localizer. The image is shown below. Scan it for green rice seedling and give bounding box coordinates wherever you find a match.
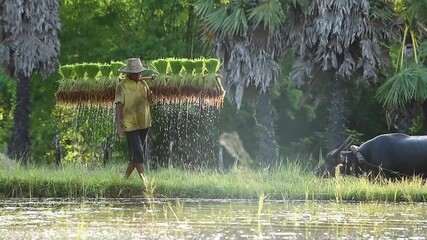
[168,58,183,86]
[73,63,86,80]
[72,63,87,91]
[204,58,221,89]
[143,176,157,199]
[98,64,112,90]
[151,59,169,86]
[85,63,100,80]
[140,68,155,77]
[59,65,75,80]
[193,59,205,87]
[194,58,205,74]
[103,75,119,89]
[167,202,181,222]
[58,78,75,92]
[151,59,169,74]
[99,64,112,78]
[257,193,269,232]
[181,59,195,75]
[57,65,76,92]
[180,59,196,86]
[169,58,183,75]
[204,59,220,77]
[110,61,126,77]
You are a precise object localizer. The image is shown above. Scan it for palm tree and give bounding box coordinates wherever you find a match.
[286,0,397,150]
[195,0,288,167]
[376,0,427,134]
[0,0,61,161]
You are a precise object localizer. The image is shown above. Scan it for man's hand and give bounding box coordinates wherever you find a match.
[115,126,124,138]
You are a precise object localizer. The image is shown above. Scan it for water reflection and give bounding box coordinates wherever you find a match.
[0,198,426,239]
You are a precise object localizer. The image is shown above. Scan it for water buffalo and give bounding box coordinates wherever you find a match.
[317,133,427,178]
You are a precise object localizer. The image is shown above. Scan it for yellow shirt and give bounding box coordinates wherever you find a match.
[114,78,151,132]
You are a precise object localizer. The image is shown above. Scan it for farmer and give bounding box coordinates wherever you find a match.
[114,58,156,182]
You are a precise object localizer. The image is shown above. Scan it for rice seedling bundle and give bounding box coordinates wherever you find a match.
[99,64,112,89]
[150,59,169,86]
[57,65,76,92]
[204,58,224,97]
[73,64,86,80]
[168,58,183,85]
[110,62,126,77]
[193,59,205,87]
[58,65,75,79]
[56,62,118,108]
[99,64,112,77]
[55,58,225,108]
[180,59,197,102]
[85,63,100,80]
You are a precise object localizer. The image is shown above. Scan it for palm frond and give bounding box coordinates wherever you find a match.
[221,5,248,36]
[405,0,427,23]
[419,40,427,61]
[248,0,285,35]
[370,0,394,22]
[415,68,427,100]
[289,0,310,9]
[205,7,228,35]
[377,63,427,108]
[194,0,214,17]
[251,49,280,92]
[227,42,251,108]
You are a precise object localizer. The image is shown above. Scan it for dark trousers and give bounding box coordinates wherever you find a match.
[125,128,149,163]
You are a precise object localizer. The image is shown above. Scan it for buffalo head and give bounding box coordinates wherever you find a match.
[316,136,365,177]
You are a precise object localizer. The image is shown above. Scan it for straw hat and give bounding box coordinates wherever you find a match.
[118,58,148,73]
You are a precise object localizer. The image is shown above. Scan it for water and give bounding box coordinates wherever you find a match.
[150,103,220,168]
[1,198,426,239]
[56,101,221,168]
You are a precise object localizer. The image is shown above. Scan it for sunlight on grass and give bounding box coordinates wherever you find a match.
[1,156,427,201]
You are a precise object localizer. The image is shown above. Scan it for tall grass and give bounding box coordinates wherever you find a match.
[1,156,427,201]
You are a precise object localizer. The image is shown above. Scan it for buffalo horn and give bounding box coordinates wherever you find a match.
[335,136,353,154]
[350,145,366,165]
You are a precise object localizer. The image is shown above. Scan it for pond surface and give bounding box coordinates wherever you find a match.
[0,198,426,239]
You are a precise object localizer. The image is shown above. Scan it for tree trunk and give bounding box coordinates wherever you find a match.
[256,88,278,168]
[9,73,31,162]
[186,1,195,58]
[327,75,346,151]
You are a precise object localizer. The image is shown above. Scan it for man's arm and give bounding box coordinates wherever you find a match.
[115,103,124,138]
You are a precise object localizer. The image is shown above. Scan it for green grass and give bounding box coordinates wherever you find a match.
[1,156,427,201]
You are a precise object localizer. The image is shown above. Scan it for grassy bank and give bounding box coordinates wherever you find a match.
[1,156,427,202]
